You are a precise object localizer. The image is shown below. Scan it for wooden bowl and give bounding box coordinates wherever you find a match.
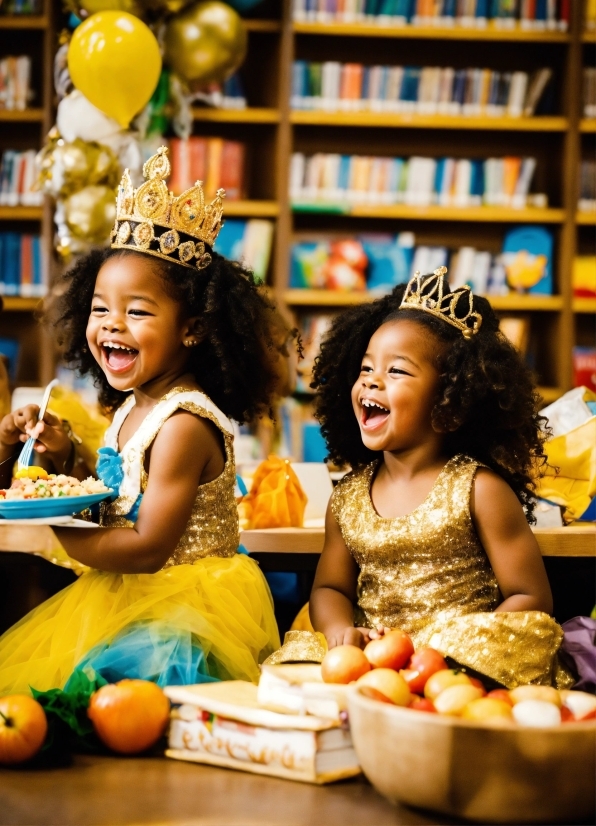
[348,688,596,823]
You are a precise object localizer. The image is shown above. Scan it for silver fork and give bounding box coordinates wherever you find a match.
[17,379,60,473]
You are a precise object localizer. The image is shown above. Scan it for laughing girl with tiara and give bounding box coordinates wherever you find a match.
[0,147,286,694]
[277,269,572,689]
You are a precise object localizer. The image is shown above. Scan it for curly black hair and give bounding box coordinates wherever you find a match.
[311,281,548,520]
[52,247,291,423]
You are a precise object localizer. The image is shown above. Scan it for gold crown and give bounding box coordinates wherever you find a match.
[399,267,482,339]
[110,145,225,270]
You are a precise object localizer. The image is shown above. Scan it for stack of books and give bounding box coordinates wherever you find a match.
[0,150,43,207]
[292,0,569,30]
[168,137,245,200]
[0,233,45,297]
[165,668,360,785]
[578,160,596,213]
[290,152,538,208]
[292,62,552,118]
[0,56,32,111]
[583,68,596,119]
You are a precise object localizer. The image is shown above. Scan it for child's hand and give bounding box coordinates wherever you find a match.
[368,625,394,640]
[0,406,71,468]
[327,626,374,649]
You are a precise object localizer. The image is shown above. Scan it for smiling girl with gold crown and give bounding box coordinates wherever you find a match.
[283,270,572,689]
[0,146,285,694]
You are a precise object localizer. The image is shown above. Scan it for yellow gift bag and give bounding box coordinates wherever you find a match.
[536,387,596,523]
[241,456,308,529]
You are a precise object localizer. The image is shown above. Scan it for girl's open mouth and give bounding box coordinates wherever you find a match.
[361,399,390,430]
[101,343,138,373]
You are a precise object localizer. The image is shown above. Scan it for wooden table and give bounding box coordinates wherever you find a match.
[0,754,460,826]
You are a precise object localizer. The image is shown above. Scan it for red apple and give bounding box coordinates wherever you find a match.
[402,648,448,695]
[356,668,411,706]
[408,697,437,713]
[487,689,513,707]
[358,685,397,705]
[364,630,414,671]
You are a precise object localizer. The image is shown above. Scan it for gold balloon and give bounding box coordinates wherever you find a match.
[36,138,120,199]
[164,1,247,86]
[64,185,116,243]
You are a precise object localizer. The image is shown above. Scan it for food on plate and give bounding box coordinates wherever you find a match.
[321,645,371,684]
[88,679,170,754]
[363,630,414,671]
[0,472,108,501]
[0,694,48,764]
[356,668,411,706]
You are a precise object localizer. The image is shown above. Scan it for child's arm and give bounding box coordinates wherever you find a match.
[471,469,553,614]
[310,502,373,649]
[53,411,224,574]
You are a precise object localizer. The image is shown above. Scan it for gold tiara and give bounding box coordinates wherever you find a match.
[110,145,225,271]
[399,267,482,339]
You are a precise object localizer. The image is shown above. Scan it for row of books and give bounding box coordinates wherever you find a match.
[292,0,570,30]
[0,233,45,297]
[290,152,539,208]
[578,160,596,213]
[290,225,554,295]
[0,150,43,207]
[0,56,32,111]
[583,68,596,119]
[168,137,245,200]
[292,62,551,117]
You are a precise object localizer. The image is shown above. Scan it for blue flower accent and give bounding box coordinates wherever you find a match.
[96,446,142,523]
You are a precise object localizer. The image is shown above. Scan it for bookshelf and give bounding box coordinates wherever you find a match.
[5,0,594,407]
[0,0,56,389]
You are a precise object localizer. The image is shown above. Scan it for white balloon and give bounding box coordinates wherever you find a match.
[57,90,121,145]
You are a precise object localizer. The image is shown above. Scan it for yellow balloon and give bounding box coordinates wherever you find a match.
[65,185,116,243]
[164,1,247,86]
[68,12,162,128]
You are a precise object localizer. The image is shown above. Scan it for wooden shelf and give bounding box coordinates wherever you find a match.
[243,19,282,32]
[582,31,596,42]
[580,119,596,133]
[292,203,565,223]
[536,386,564,404]
[0,15,48,28]
[284,289,563,311]
[0,108,43,122]
[293,21,571,42]
[0,205,43,220]
[573,298,596,313]
[192,107,280,123]
[223,200,279,217]
[291,112,569,131]
[1,296,42,312]
[576,211,596,225]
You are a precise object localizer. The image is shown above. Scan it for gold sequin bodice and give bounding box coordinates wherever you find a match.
[100,388,239,568]
[331,455,501,645]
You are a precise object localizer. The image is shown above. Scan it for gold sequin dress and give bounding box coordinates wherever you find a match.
[274,455,570,688]
[0,389,280,694]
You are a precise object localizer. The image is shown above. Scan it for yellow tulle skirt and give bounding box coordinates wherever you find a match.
[0,555,280,695]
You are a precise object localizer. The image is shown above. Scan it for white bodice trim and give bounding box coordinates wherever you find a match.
[102,390,233,512]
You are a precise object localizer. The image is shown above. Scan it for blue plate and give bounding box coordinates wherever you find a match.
[0,490,114,520]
